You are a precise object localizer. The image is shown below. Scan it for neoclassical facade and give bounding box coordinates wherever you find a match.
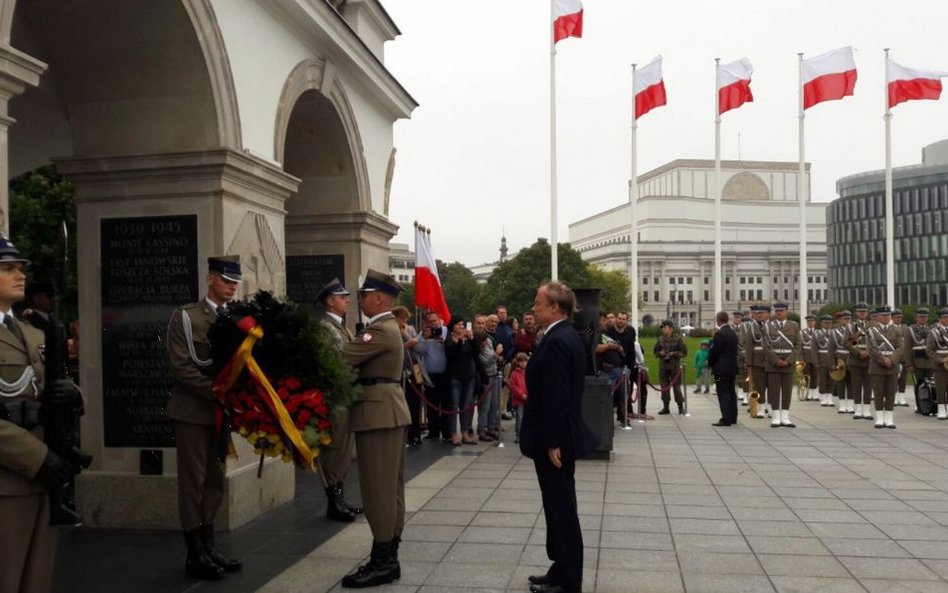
[569,160,829,328]
[0,0,415,528]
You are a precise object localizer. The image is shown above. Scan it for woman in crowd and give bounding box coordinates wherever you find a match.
[474,329,501,442]
[445,316,477,445]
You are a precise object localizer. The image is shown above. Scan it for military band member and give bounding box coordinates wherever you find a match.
[654,320,687,415]
[833,311,853,413]
[165,256,243,580]
[868,307,903,428]
[762,303,801,427]
[742,305,771,418]
[892,309,910,407]
[846,303,873,420]
[341,270,410,588]
[801,315,818,401]
[926,308,948,420]
[906,308,934,411]
[317,278,362,522]
[814,315,836,407]
[0,238,70,593]
[732,311,749,406]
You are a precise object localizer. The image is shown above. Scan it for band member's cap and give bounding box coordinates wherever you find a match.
[773,302,789,311]
[732,311,743,317]
[917,308,930,316]
[805,314,816,321]
[0,236,31,266]
[855,302,869,311]
[939,308,948,318]
[208,256,242,282]
[821,315,833,322]
[840,310,853,318]
[892,309,903,316]
[317,277,350,302]
[358,269,402,298]
[876,305,892,315]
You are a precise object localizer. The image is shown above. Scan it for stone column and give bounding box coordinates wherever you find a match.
[58,149,301,530]
[0,45,45,233]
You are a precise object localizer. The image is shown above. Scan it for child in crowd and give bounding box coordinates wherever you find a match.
[508,352,529,442]
[693,339,711,394]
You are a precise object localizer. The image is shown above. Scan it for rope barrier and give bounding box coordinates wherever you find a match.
[407,376,496,416]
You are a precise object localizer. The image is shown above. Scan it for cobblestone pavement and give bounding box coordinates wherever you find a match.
[256,391,948,593]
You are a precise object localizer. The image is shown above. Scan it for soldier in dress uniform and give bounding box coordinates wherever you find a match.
[732,311,749,406]
[762,303,801,427]
[813,315,836,407]
[654,320,687,415]
[892,309,910,407]
[801,315,818,401]
[341,269,410,588]
[315,278,363,522]
[906,308,933,411]
[832,311,854,413]
[868,307,904,428]
[165,256,243,580]
[0,238,76,593]
[846,303,873,420]
[742,305,771,419]
[926,308,948,420]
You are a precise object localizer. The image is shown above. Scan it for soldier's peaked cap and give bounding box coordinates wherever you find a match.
[840,310,853,318]
[317,277,350,302]
[805,314,816,320]
[208,255,241,282]
[917,308,930,316]
[939,308,948,318]
[774,302,789,311]
[821,315,833,322]
[876,305,892,315]
[855,302,869,310]
[358,269,402,298]
[0,236,30,266]
[893,309,903,316]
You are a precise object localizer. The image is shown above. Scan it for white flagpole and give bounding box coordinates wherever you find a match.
[630,64,639,327]
[549,0,559,281]
[884,48,895,308]
[798,52,808,319]
[714,58,722,316]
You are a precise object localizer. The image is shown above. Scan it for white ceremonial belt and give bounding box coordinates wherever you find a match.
[774,349,792,354]
[855,345,868,350]
[879,351,894,356]
[753,346,763,351]
[818,349,829,353]
[937,350,948,355]
[913,346,927,350]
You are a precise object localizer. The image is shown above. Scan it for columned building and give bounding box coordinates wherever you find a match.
[830,139,948,306]
[1,0,415,529]
[569,159,828,328]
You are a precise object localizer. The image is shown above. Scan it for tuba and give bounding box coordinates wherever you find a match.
[795,359,810,401]
[830,357,847,381]
[746,370,760,417]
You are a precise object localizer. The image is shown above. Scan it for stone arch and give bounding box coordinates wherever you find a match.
[722,172,770,201]
[274,58,370,213]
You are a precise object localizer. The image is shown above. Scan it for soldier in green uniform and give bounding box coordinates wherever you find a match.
[867,306,903,428]
[763,303,801,427]
[316,278,362,522]
[906,308,933,412]
[832,311,853,413]
[742,305,771,419]
[165,256,243,580]
[341,270,410,588]
[814,315,836,407]
[0,238,75,593]
[927,309,948,420]
[654,320,687,415]
[892,309,910,407]
[801,315,817,401]
[846,303,872,420]
[732,311,748,406]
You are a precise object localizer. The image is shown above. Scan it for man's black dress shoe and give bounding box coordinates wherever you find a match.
[530,583,581,593]
[528,574,554,585]
[711,421,732,426]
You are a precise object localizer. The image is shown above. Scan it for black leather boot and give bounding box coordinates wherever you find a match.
[326,484,357,522]
[391,534,401,580]
[341,541,398,588]
[183,528,224,580]
[338,484,363,515]
[200,523,242,572]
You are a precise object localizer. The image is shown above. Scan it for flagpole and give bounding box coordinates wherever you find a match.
[549,0,559,281]
[629,64,639,328]
[714,58,722,316]
[884,48,895,308]
[798,52,808,319]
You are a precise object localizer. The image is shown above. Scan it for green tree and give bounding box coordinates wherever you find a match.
[9,165,78,319]
[396,282,416,311]
[437,260,479,320]
[587,267,631,315]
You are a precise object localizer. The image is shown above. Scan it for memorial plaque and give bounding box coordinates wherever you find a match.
[101,215,198,447]
[286,255,345,306]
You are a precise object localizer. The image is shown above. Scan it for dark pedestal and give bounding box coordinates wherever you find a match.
[582,376,615,460]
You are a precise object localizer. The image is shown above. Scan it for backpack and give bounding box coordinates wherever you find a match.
[915,378,937,416]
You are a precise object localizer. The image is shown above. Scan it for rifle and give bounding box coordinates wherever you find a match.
[40,221,92,526]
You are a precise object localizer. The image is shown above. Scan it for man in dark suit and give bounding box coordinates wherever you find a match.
[708,311,739,426]
[520,282,596,593]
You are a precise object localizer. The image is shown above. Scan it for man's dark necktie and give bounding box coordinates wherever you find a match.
[4,315,24,344]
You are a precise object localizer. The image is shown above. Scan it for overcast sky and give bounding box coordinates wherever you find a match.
[383,0,948,267]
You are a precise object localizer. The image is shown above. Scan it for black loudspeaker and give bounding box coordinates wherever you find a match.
[572,288,601,376]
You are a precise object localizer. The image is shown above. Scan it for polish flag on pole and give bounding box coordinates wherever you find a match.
[888,59,948,108]
[553,0,583,44]
[803,47,857,109]
[634,56,666,119]
[718,58,754,115]
[414,225,450,324]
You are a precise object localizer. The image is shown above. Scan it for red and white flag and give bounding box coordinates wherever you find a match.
[553,0,583,44]
[803,47,857,109]
[634,56,666,120]
[718,58,754,115]
[888,59,948,109]
[414,227,450,325]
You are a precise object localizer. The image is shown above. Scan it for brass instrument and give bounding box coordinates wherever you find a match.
[849,327,865,346]
[746,369,760,417]
[830,357,847,381]
[795,359,810,401]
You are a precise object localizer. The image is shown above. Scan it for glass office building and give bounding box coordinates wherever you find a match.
[829,139,948,306]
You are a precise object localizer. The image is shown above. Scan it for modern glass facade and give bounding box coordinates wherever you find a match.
[829,156,948,306]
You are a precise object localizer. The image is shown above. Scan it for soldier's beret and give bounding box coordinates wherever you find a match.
[821,315,833,322]
[358,269,402,298]
[208,255,242,282]
[660,320,674,329]
[317,277,350,302]
[0,236,30,266]
[917,308,930,316]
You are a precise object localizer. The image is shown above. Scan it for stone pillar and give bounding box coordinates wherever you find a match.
[58,149,302,530]
[0,44,45,233]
